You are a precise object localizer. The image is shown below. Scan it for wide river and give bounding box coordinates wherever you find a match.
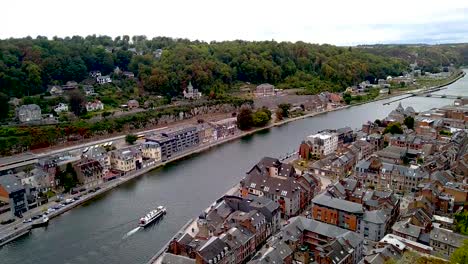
[1,70,467,264]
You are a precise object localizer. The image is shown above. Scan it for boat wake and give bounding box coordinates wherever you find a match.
[123,227,141,239]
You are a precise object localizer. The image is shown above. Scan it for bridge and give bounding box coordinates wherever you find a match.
[383,85,466,105]
[411,94,467,100]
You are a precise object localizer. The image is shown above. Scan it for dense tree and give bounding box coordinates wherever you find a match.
[0,36,431,99]
[56,163,79,192]
[125,134,138,145]
[277,103,292,118]
[252,109,271,127]
[454,210,468,235]
[404,116,415,130]
[237,107,253,130]
[451,239,468,264]
[69,91,86,116]
[383,123,403,135]
[0,92,9,120]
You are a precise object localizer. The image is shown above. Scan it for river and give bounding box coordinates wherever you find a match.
[1,70,466,264]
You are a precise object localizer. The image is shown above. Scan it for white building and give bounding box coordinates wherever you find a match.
[54,103,68,113]
[86,100,104,112]
[183,82,202,99]
[96,75,112,84]
[306,131,338,157]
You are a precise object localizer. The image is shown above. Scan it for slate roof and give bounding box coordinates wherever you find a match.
[249,236,293,264]
[312,192,364,214]
[197,237,229,262]
[430,227,467,247]
[0,174,25,193]
[160,253,196,264]
[248,157,296,178]
[392,220,422,238]
[363,209,390,224]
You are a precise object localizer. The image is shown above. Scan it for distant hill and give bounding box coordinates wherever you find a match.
[1,36,464,101]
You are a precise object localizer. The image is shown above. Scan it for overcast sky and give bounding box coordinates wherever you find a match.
[2,0,468,45]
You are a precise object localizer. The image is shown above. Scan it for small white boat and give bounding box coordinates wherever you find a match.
[139,206,166,227]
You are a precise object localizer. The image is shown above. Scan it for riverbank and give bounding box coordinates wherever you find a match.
[1,69,464,248]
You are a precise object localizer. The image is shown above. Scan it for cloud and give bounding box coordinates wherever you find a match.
[1,0,468,45]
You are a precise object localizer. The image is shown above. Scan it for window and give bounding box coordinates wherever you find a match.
[281,190,288,196]
[250,183,256,188]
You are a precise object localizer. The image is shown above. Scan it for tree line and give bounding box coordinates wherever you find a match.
[6,35,461,102]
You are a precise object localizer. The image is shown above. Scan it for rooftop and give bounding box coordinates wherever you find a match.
[312,192,364,214]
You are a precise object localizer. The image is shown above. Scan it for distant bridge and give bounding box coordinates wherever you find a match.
[411,94,467,100]
[383,85,466,105]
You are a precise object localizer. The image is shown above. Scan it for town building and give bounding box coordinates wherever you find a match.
[110,146,142,173]
[254,83,275,97]
[122,71,135,78]
[299,131,338,159]
[86,100,104,112]
[240,157,316,218]
[82,146,111,173]
[96,75,112,84]
[54,103,68,113]
[183,82,202,99]
[16,104,41,122]
[15,167,51,192]
[252,216,364,264]
[47,85,63,95]
[83,85,96,96]
[90,71,101,78]
[0,174,28,217]
[209,117,237,140]
[61,81,78,90]
[146,126,200,161]
[142,142,162,162]
[73,158,104,188]
[430,227,468,258]
[354,156,428,192]
[312,192,364,232]
[127,99,139,109]
[167,195,280,264]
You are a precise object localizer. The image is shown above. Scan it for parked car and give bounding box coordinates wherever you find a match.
[22,218,32,223]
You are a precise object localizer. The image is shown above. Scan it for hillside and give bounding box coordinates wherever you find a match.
[0,36,411,102]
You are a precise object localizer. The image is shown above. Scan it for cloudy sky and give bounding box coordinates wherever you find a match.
[2,0,468,45]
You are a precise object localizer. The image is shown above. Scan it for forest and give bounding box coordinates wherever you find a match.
[4,35,460,101]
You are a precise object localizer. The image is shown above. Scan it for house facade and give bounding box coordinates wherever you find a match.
[73,158,104,188]
[299,131,338,159]
[86,100,104,112]
[142,142,162,162]
[146,126,200,161]
[254,84,275,97]
[16,104,41,122]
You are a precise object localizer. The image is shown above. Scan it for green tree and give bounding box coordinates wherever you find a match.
[278,103,291,118]
[69,91,86,116]
[383,123,403,135]
[0,92,9,120]
[57,163,79,192]
[451,239,468,264]
[252,109,271,127]
[237,107,253,130]
[404,116,414,129]
[454,210,468,235]
[125,134,138,145]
